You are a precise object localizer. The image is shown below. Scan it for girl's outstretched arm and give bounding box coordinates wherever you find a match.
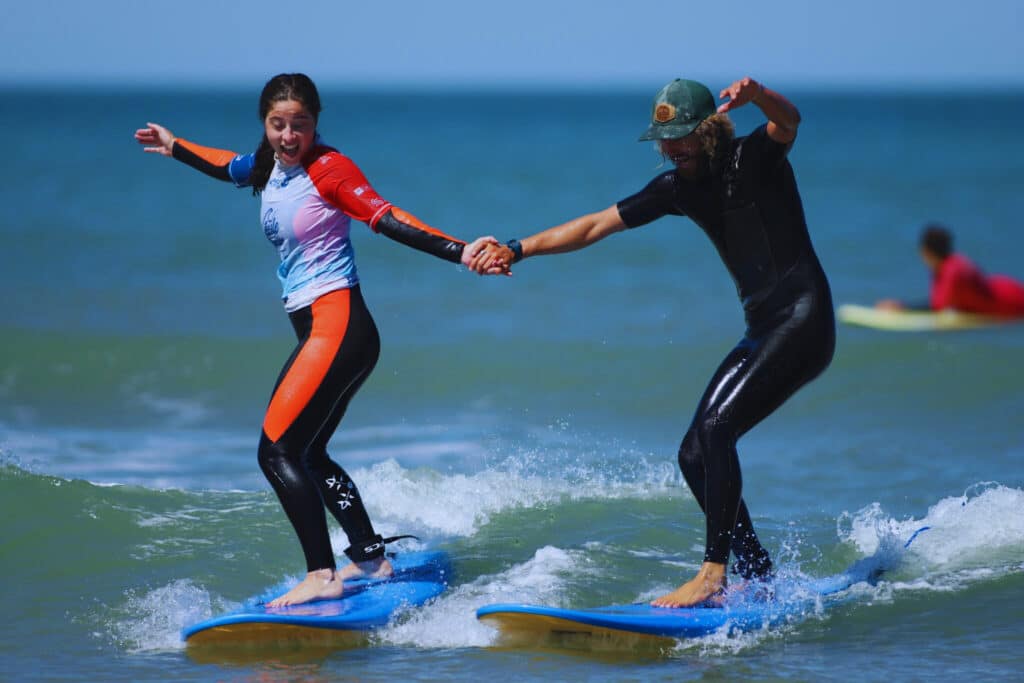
[134,122,244,183]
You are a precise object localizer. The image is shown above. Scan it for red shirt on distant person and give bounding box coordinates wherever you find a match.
[931,253,1024,316]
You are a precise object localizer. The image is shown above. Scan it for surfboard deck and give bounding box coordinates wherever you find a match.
[837,303,1012,331]
[183,550,450,648]
[478,569,863,645]
[478,529,928,648]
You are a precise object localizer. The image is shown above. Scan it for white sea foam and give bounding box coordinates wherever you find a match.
[347,455,679,539]
[841,482,1024,565]
[377,545,586,648]
[110,580,235,653]
[839,482,1024,597]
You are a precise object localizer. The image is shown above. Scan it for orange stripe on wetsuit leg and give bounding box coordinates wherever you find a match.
[390,207,466,244]
[175,138,238,167]
[263,289,351,443]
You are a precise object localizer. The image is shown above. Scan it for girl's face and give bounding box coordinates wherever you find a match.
[264,99,317,167]
[659,134,703,178]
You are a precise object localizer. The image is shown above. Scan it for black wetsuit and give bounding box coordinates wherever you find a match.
[617,124,835,579]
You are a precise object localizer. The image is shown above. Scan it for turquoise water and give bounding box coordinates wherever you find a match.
[2,87,1023,681]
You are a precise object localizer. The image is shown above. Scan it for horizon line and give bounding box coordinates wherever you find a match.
[3,77,1024,95]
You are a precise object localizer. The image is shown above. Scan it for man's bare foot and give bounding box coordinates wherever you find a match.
[651,561,727,608]
[724,578,774,603]
[266,568,344,608]
[338,556,394,582]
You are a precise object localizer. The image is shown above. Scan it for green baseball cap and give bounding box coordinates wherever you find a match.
[638,78,717,141]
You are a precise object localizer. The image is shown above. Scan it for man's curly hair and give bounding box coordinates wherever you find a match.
[693,113,736,173]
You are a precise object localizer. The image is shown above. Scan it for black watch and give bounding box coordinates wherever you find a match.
[505,239,524,263]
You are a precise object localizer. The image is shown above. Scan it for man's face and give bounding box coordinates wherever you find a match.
[659,135,703,177]
[920,246,944,272]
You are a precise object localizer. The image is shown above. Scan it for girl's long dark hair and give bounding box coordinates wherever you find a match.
[250,73,322,194]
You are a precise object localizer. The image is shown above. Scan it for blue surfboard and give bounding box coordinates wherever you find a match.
[184,550,450,647]
[477,529,927,647]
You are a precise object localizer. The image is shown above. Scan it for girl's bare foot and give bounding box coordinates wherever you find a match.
[651,561,727,608]
[266,568,344,607]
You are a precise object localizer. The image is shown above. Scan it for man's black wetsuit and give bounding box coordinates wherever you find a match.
[617,125,835,579]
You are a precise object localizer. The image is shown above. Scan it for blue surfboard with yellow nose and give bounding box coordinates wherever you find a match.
[183,550,450,648]
[477,529,928,647]
[477,565,866,645]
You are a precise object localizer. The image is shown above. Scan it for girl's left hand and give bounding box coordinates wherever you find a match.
[134,122,176,156]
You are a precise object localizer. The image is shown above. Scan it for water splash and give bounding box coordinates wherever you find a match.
[109,580,234,653]
[353,456,679,539]
[838,482,1024,599]
[379,545,587,649]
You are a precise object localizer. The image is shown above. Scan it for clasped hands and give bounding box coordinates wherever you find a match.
[461,237,515,276]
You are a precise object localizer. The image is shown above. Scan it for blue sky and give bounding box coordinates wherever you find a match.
[3,0,1021,89]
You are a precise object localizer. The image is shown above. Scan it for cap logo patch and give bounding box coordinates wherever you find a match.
[654,103,676,123]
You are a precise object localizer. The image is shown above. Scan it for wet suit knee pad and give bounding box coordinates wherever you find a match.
[677,429,702,469]
[257,432,293,481]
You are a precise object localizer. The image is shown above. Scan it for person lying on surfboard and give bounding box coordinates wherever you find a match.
[877,223,1024,317]
[467,76,836,608]
[136,73,500,607]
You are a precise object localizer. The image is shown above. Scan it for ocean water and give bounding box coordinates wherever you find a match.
[2,86,1023,681]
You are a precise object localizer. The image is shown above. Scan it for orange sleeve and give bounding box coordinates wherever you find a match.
[306,147,465,262]
[305,147,393,226]
[390,207,465,243]
[175,138,239,167]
